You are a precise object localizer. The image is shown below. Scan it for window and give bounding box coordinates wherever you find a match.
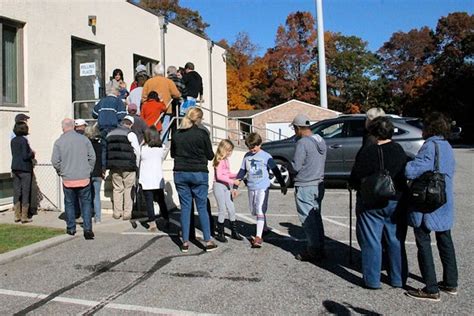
[0,173,13,206]
[133,54,158,78]
[0,18,24,107]
[346,120,366,137]
[313,122,344,139]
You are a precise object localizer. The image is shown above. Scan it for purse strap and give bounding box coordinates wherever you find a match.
[433,141,440,172]
[377,145,385,171]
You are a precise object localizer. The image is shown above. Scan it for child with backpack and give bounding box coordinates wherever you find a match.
[233,132,287,248]
[213,139,243,242]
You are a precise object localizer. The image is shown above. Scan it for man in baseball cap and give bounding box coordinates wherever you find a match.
[290,113,327,263]
[74,119,88,135]
[15,113,30,123]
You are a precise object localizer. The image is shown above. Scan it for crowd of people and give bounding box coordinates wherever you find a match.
[10,58,458,301]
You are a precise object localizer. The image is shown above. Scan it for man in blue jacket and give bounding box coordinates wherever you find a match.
[92,84,127,168]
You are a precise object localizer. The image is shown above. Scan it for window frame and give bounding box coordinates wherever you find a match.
[0,17,24,107]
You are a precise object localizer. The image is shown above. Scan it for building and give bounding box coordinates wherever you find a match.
[0,0,228,207]
[228,99,340,142]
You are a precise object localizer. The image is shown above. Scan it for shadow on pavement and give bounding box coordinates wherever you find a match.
[323,300,382,315]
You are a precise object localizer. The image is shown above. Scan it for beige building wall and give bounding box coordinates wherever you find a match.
[0,0,228,174]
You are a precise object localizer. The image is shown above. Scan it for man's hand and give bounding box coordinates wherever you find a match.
[280,185,287,195]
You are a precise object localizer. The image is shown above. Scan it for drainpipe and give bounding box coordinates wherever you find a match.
[207,39,214,139]
[158,16,167,69]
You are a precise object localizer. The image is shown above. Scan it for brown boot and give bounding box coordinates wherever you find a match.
[13,202,21,222]
[21,204,32,223]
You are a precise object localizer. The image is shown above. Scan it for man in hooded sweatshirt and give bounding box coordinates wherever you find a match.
[290,114,327,263]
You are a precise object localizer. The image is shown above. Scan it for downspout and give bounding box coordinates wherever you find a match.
[158,16,167,70]
[207,40,214,140]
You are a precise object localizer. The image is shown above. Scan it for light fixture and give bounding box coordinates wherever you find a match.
[88,15,97,27]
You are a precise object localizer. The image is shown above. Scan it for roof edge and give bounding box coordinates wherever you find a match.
[126,0,226,50]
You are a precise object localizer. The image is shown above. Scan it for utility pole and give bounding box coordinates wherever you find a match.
[316,0,328,108]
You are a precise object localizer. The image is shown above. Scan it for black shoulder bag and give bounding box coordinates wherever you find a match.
[360,146,396,210]
[408,142,446,213]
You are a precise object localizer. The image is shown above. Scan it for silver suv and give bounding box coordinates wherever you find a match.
[261,114,424,188]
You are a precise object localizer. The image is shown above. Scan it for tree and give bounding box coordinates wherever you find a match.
[314,32,382,112]
[139,0,209,36]
[253,11,318,108]
[219,33,258,110]
[377,27,436,114]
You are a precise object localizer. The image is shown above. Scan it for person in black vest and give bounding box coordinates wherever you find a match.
[106,116,140,220]
[11,122,35,223]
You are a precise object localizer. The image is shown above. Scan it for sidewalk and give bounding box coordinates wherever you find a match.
[0,209,141,234]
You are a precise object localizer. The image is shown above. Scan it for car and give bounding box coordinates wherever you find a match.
[261,114,424,188]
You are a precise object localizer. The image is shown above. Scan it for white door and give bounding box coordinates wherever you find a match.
[265,122,293,141]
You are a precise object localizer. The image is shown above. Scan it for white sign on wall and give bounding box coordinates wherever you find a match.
[79,62,96,76]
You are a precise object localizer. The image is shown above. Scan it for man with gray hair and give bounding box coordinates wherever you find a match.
[92,83,127,168]
[52,118,96,239]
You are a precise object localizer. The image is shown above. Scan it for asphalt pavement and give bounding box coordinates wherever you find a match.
[0,148,472,315]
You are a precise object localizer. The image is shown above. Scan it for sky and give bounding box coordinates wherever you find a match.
[180,0,473,54]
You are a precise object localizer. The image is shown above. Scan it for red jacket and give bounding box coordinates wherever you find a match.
[140,99,166,131]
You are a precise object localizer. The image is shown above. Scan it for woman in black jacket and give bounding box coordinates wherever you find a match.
[350,116,408,289]
[171,107,217,253]
[10,122,35,223]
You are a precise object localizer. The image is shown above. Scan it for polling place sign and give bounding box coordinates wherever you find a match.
[80,62,96,76]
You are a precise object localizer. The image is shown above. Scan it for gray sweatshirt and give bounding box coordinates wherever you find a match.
[51,130,95,181]
[291,134,327,187]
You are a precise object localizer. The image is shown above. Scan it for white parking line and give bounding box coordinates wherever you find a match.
[235,213,299,241]
[0,289,211,315]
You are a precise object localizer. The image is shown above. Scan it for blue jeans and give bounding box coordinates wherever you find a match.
[414,226,458,293]
[63,184,92,232]
[356,200,407,288]
[294,183,325,252]
[161,114,172,145]
[91,177,102,222]
[174,172,210,242]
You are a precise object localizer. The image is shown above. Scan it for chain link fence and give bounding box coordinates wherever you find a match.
[34,163,62,211]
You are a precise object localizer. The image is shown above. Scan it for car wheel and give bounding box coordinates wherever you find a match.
[269,159,291,189]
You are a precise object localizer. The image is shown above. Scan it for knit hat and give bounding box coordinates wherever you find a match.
[128,103,137,111]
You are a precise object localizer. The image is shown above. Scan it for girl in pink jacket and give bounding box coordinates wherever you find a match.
[213,139,243,242]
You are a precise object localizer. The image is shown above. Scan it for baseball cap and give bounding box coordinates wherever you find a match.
[123,115,135,124]
[291,114,311,127]
[15,113,30,122]
[74,119,88,126]
[135,64,147,73]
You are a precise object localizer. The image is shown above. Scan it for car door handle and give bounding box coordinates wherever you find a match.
[330,144,342,149]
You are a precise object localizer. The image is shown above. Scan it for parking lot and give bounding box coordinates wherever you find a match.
[0,148,472,315]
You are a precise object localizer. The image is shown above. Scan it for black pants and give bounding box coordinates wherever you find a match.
[13,171,32,207]
[189,198,214,239]
[143,189,169,222]
[414,225,458,293]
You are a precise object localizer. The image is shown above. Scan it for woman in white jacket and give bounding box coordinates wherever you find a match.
[139,126,169,230]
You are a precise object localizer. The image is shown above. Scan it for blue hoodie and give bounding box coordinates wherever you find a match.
[92,95,127,130]
[405,136,455,231]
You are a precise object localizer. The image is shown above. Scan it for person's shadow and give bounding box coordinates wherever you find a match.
[323,300,382,315]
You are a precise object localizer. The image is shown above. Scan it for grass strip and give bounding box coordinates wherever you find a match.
[0,223,64,254]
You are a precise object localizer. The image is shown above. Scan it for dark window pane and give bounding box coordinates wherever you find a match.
[2,25,18,103]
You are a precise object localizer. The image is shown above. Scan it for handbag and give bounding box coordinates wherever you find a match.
[360,146,396,209]
[408,141,446,213]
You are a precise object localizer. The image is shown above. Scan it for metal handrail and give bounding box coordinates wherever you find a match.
[196,105,290,142]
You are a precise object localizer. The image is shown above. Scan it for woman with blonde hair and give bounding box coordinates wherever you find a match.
[213,139,242,242]
[171,107,217,252]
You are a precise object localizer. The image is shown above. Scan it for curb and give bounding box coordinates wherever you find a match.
[0,234,74,266]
